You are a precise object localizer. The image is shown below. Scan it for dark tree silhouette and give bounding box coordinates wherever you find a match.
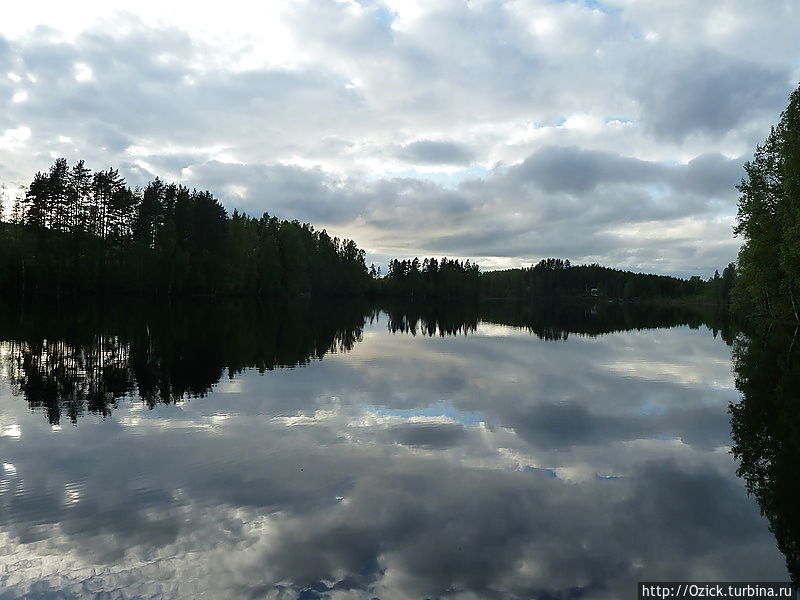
[0,159,369,298]
[0,299,369,424]
[730,325,800,582]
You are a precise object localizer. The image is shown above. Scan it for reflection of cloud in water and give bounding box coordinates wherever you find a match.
[2,423,21,439]
[473,322,533,337]
[0,316,789,598]
[602,358,734,388]
[0,433,784,599]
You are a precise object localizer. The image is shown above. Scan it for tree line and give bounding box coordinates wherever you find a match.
[0,158,369,297]
[373,256,481,299]
[374,255,734,305]
[481,257,736,303]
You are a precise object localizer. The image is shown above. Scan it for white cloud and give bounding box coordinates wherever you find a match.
[73,63,92,81]
[0,0,798,275]
[0,126,31,150]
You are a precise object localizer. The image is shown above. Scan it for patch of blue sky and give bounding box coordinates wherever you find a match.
[526,117,574,129]
[651,435,682,442]
[645,183,671,198]
[556,0,622,17]
[638,401,667,416]
[365,399,485,426]
[353,0,396,27]
[523,465,559,478]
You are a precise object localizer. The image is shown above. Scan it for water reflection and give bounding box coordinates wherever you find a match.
[382,300,737,341]
[0,301,792,599]
[1,300,367,424]
[730,325,800,583]
[1,300,733,425]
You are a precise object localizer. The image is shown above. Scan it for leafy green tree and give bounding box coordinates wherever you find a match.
[735,85,800,321]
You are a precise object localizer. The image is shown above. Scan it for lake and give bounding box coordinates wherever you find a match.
[0,300,794,599]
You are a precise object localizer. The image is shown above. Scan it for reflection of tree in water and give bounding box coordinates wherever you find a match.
[3,335,133,423]
[730,326,800,583]
[1,298,733,425]
[483,300,738,342]
[383,302,479,336]
[382,299,735,342]
[0,300,367,424]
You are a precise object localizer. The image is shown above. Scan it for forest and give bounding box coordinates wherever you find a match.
[0,159,369,297]
[378,255,734,305]
[475,257,733,303]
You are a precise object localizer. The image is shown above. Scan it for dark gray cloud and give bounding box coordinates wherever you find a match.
[507,146,743,200]
[632,48,790,142]
[395,139,476,165]
[677,152,746,197]
[379,421,469,448]
[510,145,663,194]
[180,161,369,225]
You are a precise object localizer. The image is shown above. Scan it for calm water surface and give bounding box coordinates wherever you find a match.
[0,302,793,599]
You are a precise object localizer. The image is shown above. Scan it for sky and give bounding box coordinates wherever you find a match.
[1,0,799,276]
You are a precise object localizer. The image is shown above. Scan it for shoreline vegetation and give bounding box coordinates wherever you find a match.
[0,160,734,307]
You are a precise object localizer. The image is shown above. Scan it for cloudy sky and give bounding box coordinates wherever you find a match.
[1,0,798,275]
